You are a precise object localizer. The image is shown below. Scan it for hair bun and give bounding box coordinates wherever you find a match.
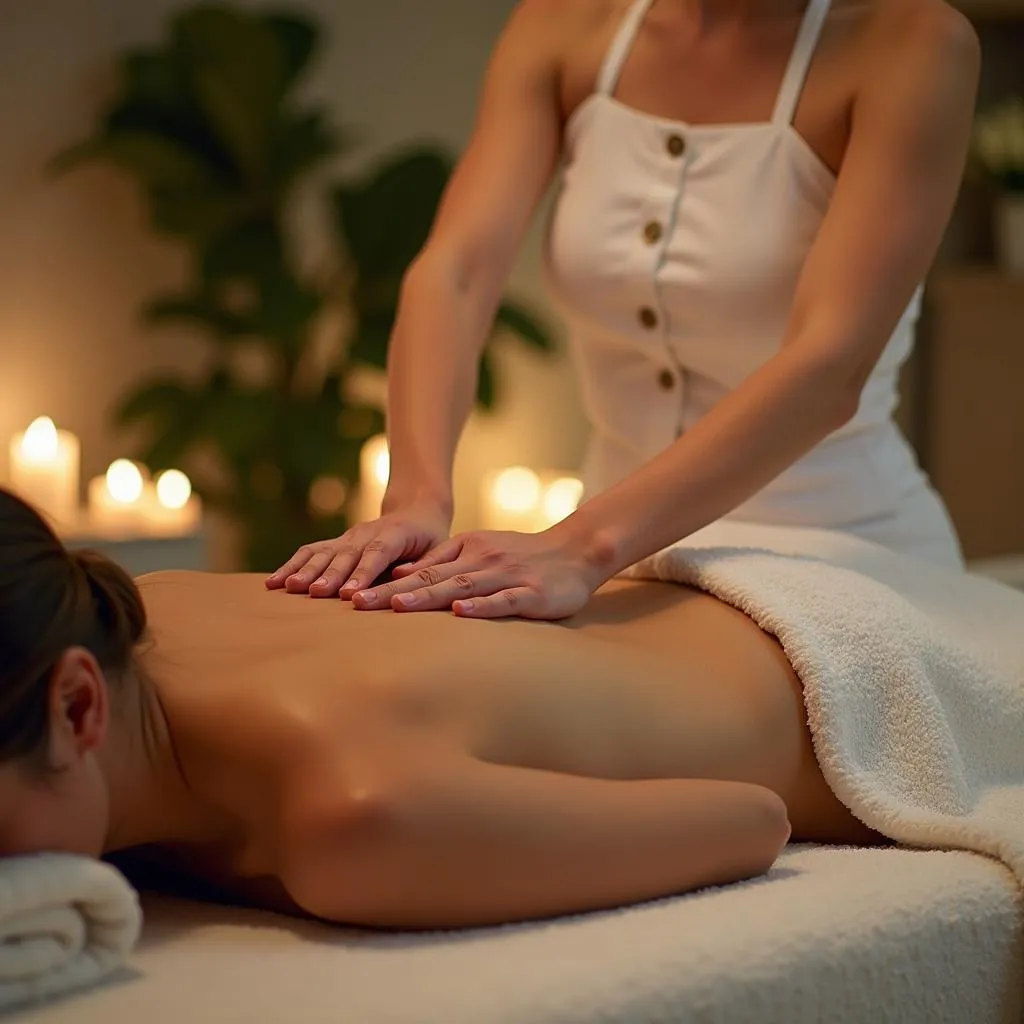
[70,549,147,654]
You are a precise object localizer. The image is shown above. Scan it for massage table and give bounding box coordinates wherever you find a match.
[18,844,1022,1024]
[15,539,1024,1022]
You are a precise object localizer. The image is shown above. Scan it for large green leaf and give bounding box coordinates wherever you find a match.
[476,352,497,410]
[263,11,319,90]
[52,130,217,190]
[106,49,236,180]
[199,385,279,461]
[333,146,453,279]
[114,378,203,473]
[200,218,285,286]
[269,109,339,189]
[173,6,289,176]
[115,378,196,428]
[253,273,322,353]
[147,185,249,241]
[142,293,252,339]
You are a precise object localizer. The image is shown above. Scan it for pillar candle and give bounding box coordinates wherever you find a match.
[86,459,149,535]
[8,417,80,528]
[481,468,583,534]
[148,469,202,534]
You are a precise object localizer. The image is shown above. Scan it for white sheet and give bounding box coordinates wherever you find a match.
[19,846,1022,1024]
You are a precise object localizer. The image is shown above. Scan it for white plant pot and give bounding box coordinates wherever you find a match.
[994,194,1024,275]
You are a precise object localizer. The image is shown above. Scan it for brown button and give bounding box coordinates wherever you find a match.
[658,369,675,390]
[638,306,658,329]
[666,133,686,157]
[643,221,663,245]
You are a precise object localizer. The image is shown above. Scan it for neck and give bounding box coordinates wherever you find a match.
[99,672,227,853]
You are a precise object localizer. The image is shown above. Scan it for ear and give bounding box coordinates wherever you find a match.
[47,648,110,761]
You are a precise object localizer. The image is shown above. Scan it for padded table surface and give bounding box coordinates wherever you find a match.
[19,846,1023,1024]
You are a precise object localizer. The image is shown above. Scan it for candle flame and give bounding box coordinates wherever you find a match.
[20,417,59,462]
[155,469,192,510]
[541,476,584,525]
[105,460,144,505]
[492,467,541,512]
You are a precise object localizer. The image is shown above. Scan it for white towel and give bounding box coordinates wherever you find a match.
[0,853,141,1011]
[623,521,1024,878]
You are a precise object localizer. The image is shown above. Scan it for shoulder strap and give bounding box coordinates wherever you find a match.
[595,0,657,96]
[772,0,832,126]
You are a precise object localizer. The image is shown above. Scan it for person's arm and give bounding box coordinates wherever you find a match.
[562,5,980,578]
[381,0,565,519]
[281,759,790,929]
[349,4,981,621]
[267,0,566,597]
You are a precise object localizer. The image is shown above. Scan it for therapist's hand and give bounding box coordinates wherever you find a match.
[350,525,610,621]
[265,501,451,599]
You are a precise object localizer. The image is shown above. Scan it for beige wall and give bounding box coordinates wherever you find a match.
[0,0,587,554]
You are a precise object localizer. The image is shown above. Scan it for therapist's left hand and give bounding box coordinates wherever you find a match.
[350,527,606,621]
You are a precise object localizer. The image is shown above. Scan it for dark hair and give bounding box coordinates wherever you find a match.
[0,488,147,768]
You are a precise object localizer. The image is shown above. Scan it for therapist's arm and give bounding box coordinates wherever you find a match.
[565,6,979,576]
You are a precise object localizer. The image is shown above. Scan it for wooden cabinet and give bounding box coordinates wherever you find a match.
[911,271,1024,559]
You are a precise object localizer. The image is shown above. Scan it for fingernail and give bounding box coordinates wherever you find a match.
[341,578,357,591]
[355,591,375,607]
[394,593,418,608]
[454,600,474,614]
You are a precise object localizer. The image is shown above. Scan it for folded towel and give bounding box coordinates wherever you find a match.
[623,521,1024,880]
[0,853,141,1011]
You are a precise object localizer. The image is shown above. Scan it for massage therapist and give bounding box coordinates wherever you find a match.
[268,0,979,620]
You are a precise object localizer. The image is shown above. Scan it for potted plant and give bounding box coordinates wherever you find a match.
[53,4,554,571]
[974,96,1024,274]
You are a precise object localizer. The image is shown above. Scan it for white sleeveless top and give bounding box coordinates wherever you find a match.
[544,0,963,567]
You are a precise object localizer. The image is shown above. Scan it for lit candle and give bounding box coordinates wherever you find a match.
[148,469,202,534]
[481,468,583,533]
[539,475,585,529]
[482,466,544,532]
[8,417,80,528]
[86,459,149,535]
[356,435,390,523]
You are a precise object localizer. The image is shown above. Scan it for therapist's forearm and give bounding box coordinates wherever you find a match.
[383,252,500,517]
[563,343,861,577]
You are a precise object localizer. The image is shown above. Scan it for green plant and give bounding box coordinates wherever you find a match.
[973,96,1024,194]
[55,4,554,570]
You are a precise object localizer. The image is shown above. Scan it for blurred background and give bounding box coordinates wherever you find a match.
[0,0,1021,577]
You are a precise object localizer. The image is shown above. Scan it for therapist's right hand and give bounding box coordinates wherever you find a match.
[265,501,451,600]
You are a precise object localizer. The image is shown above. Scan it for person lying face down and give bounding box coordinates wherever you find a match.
[0,487,877,929]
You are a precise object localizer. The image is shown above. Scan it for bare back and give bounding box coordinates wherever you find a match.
[129,570,870,919]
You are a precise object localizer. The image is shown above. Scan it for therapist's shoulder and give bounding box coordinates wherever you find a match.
[499,0,623,54]
[857,0,979,78]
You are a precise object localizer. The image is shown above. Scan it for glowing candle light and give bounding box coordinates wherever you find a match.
[149,469,201,533]
[86,459,149,534]
[482,466,543,532]
[8,417,81,528]
[540,476,584,528]
[356,435,390,523]
[482,468,583,533]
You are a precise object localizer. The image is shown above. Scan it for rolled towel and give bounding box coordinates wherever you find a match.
[0,853,141,1011]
